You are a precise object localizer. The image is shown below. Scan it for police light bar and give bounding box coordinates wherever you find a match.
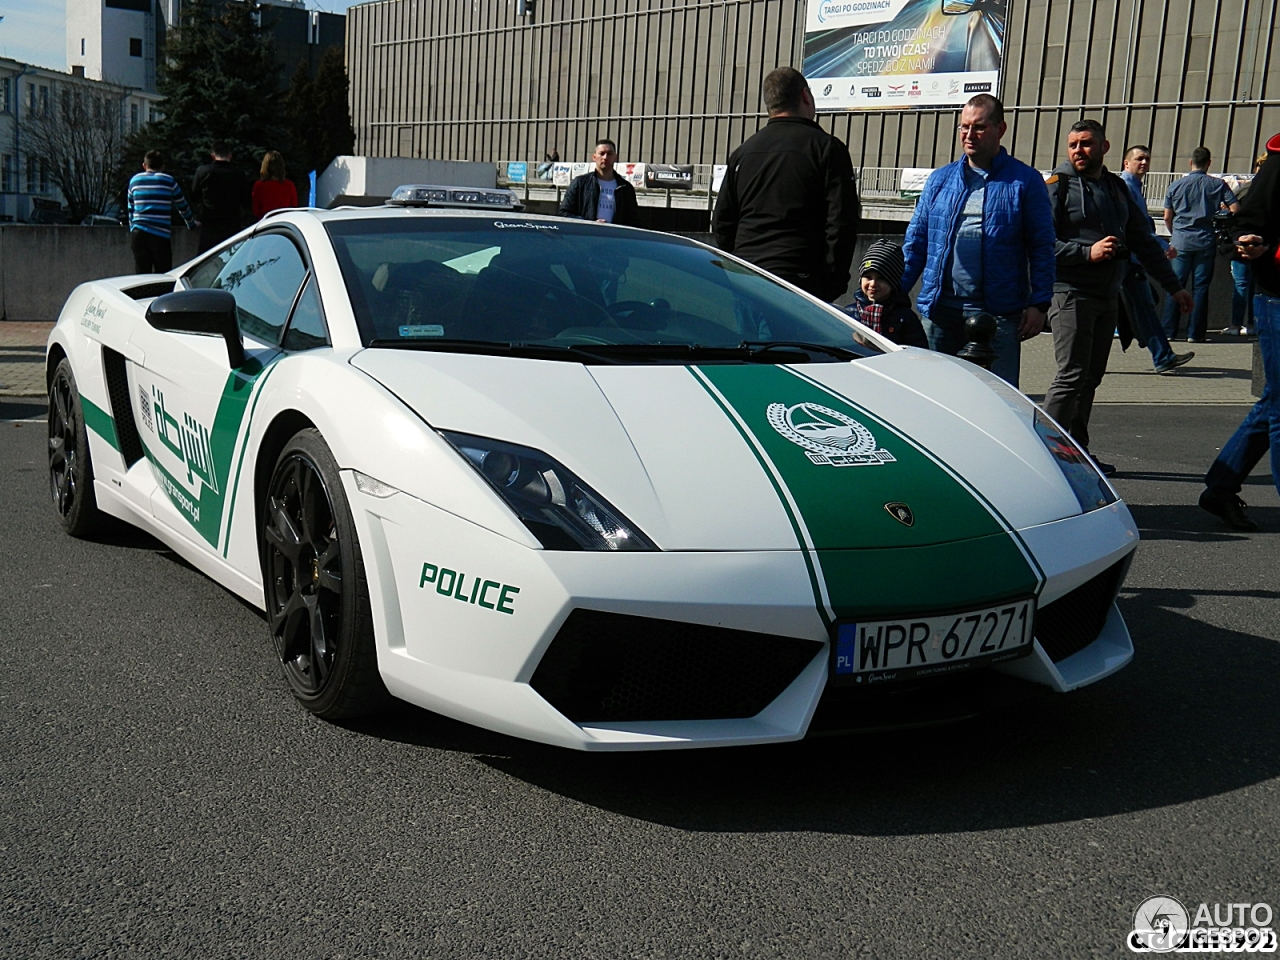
[388,185,524,210]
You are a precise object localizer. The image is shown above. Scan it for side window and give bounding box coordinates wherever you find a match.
[282,275,329,351]
[184,241,242,289]
[213,234,307,346]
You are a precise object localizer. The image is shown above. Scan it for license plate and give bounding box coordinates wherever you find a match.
[831,599,1035,685]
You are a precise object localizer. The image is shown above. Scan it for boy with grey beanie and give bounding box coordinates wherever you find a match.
[842,239,927,347]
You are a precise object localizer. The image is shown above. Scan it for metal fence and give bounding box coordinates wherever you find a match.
[493,161,1197,221]
[349,0,1280,175]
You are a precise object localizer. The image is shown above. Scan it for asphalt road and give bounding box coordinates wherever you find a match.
[2,400,1277,960]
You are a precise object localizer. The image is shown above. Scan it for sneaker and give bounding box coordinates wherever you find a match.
[1187,337,1207,343]
[1155,351,1196,374]
[1091,458,1118,477]
[1198,490,1259,531]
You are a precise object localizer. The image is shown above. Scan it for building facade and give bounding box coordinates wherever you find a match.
[348,0,1280,175]
[0,59,164,222]
[66,0,346,94]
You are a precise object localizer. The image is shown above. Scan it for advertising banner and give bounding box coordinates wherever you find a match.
[899,167,933,198]
[802,0,1008,112]
[645,164,694,190]
[506,161,527,183]
[616,162,647,189]
[551,163,574,187]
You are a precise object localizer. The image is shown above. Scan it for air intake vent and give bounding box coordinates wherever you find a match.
[1035,558,1128,663]
[531,609,822,723]
[102,347,144,467]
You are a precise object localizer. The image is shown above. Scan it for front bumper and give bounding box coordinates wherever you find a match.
[347,475,1138,751]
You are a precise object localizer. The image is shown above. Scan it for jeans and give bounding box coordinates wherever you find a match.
[129,229,172,274]
[922,304,1023,388]
[1204,293,1280,497]
[1231,259,1255,330]
[1121,265,1176,369]
[1043,291,1118,452]
[1162,246,1215,339]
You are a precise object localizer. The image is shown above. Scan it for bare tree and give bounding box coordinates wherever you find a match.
[24,81,129,223]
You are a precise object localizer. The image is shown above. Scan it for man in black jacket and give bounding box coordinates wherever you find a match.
[1198,132,1280,530]
[191,141,251,252]
[558,139,638,226]
[1043,120,1193,473]
[712,67,860,302]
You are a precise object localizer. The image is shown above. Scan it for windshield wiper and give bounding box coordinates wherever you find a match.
[737,340,862,361]
[366,338,584,361]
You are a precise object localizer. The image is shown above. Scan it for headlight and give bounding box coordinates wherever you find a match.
[440,431,657,551]
[1033,411,1117,512]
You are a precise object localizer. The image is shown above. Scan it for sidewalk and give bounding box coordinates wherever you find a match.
[1019,331,1260,405]
[0,321,1263,403]
[0,322,53,398]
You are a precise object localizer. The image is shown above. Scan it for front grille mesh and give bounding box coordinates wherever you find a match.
[1035,559,1127,662]
[531,609,822,723]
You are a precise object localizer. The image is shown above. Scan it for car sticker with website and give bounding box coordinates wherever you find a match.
[134,354,281,551]
[688,364,1043,626]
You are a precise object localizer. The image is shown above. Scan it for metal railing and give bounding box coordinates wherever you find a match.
[495,163,1215,214]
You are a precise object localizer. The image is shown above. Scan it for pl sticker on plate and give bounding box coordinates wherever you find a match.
[400,324,445,338]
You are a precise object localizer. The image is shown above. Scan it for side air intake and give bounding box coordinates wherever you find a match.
[102,347,144,467]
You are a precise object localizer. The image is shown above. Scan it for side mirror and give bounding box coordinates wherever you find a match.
[146,289,245,368]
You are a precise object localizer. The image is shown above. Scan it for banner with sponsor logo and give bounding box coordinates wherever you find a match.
[645,163,694,190]
[802,0,1007,111]
[616,162,647,189]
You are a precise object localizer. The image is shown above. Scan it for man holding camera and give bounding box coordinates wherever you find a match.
[1044,120,1193,474]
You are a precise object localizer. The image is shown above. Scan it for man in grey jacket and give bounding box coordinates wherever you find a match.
[1044,120,1193,474]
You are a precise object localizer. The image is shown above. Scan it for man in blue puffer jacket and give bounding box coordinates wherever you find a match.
[901,95,1056,387]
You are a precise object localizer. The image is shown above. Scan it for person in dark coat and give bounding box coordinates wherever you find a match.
[191,141,252,252]
[842,240,927,347]
[1198,134,1280,530]
[558,139,638,225]
[712,66,861,302]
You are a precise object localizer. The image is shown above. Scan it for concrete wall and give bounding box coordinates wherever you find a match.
[0,225,199,322]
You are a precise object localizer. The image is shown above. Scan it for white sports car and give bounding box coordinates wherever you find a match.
[46,187,1138,750]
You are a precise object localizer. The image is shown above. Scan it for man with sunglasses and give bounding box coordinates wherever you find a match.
[901,94,1055,388]
[1199,135,1280,530]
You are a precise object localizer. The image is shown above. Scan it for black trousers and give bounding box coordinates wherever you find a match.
[198,221,239,254]
[1043,290,1119,451]
[130,229,173,274]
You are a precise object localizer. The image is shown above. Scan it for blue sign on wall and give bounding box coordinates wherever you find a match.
[506,162,528,183]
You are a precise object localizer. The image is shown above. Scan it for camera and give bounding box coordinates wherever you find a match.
[1112,242,1130,260]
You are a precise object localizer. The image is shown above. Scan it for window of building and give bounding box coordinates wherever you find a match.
[130,102,139,132]
[25,156,37,193]
[39,158,49,194]
[81,38,86,55]
[38,85,49,116]
[1,155,13,193]
[129,37,143,57]
[0,78,9,113]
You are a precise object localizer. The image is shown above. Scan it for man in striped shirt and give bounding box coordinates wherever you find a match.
[127,150,198,274]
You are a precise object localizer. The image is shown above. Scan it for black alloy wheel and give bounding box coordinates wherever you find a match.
[48,358,102,537]
[262,428,386,719]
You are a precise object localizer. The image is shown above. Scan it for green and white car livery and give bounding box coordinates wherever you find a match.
[47,194,1137,751]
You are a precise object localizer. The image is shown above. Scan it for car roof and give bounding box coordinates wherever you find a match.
[266,205,652,232]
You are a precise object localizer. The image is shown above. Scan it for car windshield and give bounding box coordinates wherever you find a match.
[326,217,883,362]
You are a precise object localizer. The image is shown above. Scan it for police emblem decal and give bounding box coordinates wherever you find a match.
[884,502,914,526]
[766,402,896,467]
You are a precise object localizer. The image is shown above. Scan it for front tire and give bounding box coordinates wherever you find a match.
[261,428,387,719]
[48,358,102,538]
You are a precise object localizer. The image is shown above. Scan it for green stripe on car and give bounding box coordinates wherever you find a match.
[690,363,1041,621]
[80,397,119,451]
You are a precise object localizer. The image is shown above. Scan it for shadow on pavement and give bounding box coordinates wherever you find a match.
[348,589,1280,835]
[0,398,46,420]
[1127,503,1278,541]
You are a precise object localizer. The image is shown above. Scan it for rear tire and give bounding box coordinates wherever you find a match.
[261,428,388,719]
[48,358,103,538]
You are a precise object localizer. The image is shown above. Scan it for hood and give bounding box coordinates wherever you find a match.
[350,349,1083,553]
